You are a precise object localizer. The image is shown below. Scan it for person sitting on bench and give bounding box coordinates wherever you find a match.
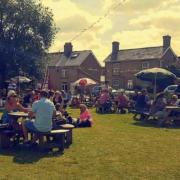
[116,91,129,113]
[22,90,56,144]
[74,104,93,127]
[1,90,28,129]
[150,93,167,119]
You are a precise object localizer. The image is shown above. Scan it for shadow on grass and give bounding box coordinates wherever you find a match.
[133,120,180,129]
[0,146,63,164]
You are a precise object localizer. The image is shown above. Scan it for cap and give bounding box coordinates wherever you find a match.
[7,90,17,98]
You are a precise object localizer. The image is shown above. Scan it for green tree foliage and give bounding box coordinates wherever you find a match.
[0,0,56,87]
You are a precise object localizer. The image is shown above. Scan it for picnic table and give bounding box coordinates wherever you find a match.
[154,106,180,127]
[0,111,72,151]
[8,112,29,118]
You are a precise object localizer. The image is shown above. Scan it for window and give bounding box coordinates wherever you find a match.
[142,62,149,69]
[61,69,67,78]
[62,82,68,91]
[71,53,79,59]
[100,75,105,82]
[127,80,133,89]
[112,68,119,75]
[88,68,97,71]
[112,80,119,88]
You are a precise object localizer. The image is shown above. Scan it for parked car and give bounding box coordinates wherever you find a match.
[163,85,178,94]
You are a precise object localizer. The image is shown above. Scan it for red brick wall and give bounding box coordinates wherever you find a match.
[48,53,102,90]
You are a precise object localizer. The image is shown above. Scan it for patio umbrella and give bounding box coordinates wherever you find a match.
[73,78,97,86]
[10,76,31,94]
[11,76,31,83]
[135,68,177,99]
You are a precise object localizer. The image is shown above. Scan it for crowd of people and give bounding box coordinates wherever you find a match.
[0,89,93,146]
[1,83,180,146]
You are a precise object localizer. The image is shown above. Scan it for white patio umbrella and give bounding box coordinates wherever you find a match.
[10,76,31,94]
[11,76,31,83]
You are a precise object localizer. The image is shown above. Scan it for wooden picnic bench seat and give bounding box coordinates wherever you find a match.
[34,129,69,152]
[130,109,151,121]
[60,124,74,147]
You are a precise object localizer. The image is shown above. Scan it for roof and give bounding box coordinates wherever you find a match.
[104,46,165,62]
[48,50,92,67]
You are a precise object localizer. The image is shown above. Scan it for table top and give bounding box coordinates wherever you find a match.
[8,112,29,117]
[165,106,180,110]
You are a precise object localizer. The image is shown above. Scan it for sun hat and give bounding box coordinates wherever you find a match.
[7,90,17,98]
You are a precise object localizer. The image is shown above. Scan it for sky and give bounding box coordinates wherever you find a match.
[42,0,180,65]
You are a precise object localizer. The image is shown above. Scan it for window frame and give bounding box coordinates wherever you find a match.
[142,62,149,69]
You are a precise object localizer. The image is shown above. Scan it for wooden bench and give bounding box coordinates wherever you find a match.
[130,110,151,121]
[35,129,69,152]
[60,124,74,147]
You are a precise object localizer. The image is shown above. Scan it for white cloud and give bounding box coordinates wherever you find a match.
[41,0,180,65]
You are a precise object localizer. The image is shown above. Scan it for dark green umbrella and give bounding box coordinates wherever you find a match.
[135,68,177,99]
[135,68,176,82]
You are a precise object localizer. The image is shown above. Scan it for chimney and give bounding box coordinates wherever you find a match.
[163,35,171,51]
[64,42,73,57]
[111,41,119,60]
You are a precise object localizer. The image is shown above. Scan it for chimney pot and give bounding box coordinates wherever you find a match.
[111,41,119,60]
[163,35,171,51]
[64,42,73,57]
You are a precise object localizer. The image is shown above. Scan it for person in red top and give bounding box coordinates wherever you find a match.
[76,104,93,127]
[116,91,129,113]
[1,90,28,130]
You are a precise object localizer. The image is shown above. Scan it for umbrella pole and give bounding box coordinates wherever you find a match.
[153,73,157,101]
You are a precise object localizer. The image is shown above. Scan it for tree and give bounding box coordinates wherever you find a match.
[0,0,56,88]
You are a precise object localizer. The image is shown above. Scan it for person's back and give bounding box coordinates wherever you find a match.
[135,91,149,110]
[99,91,109,105]
[32,96,55,132]
[117,93,128,107]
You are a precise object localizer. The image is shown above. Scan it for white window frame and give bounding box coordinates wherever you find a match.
[112,68,119,75]
[61,69,67,78]
[62,82,68,91]
[112,79,119,88]
[142,62,149,69]
[127,80,133,89]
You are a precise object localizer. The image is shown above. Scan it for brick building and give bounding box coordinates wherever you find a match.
[47,42,102,91]
[104,35,179,89]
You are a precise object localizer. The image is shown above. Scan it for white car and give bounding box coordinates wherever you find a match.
[163,85,178,94]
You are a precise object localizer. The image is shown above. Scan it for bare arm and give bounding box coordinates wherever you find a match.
[17,103,29,113]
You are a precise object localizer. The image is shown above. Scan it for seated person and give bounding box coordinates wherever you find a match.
[169,94,180,106]
[54,103,72,125]
[116,91,129,113]
[22,90,56,144]
[54,103,66,125]
[163,94,180,124]
[1,90,28,126]
[73,104,93,127]
[150,93,167,118]
[135,89,150,112]
[70,97,80,108]
[97,89,111,113]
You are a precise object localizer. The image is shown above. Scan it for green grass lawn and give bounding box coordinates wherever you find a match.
[0,109,180,180]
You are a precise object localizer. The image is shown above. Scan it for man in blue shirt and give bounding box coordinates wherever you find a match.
[22,90,56,143]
